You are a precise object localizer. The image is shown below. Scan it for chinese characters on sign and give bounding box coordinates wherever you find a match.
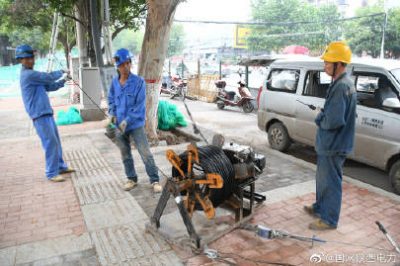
[361,117,384,129]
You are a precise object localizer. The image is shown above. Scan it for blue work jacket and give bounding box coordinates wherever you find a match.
[20,66,65,120]
[108,73,146,133]
[315,72,357,156]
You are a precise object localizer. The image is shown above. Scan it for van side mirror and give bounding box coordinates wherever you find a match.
[266,79,271,89]
[382,98,400,109]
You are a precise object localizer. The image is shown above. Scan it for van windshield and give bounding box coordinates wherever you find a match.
[390,68,400,86]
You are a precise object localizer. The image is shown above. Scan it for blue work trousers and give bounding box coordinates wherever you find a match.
[115,126,159,184]
[33,115,68,178]
[312,154,346,227]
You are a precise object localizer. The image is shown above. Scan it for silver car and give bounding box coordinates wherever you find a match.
[257,57,400,194]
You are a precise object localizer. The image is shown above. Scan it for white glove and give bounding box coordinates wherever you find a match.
[61,73,72,81]
[119,120,128,133]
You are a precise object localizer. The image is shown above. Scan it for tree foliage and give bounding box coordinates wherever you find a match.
[385,8,400,58]
[344,5,385,58]
[249,0,400,58]
[344,3,400,58]
[248,0,340,54]
[0,0,55,54]
[0,0,147,62]
[167,24,185,57]
[112,29,144,54]
[44,0,147,39]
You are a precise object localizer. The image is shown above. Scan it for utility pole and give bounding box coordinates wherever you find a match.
[47,13,60,72]
[89,0,108,97]
[380,12,388,59]
[380,1,389,58]
[74,3,89,67]
[102,0,113,65]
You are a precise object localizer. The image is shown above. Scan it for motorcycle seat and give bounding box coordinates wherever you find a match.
[215,80,227,88]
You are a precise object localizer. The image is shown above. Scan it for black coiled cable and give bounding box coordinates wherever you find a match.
[172,145,236,208]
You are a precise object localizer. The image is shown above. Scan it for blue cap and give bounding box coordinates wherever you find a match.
[15,44,36,59]
[113,48,133,67]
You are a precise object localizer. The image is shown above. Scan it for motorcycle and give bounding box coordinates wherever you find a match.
[215,80,255,113]
[169,75,187,100]
[160,82,171,95]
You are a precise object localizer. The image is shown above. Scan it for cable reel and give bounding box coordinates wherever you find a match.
[148,140,266,250]
[167,144,235,219]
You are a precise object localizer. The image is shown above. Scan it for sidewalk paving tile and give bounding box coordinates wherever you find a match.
[182,182,400,265]
[0,139,87,250]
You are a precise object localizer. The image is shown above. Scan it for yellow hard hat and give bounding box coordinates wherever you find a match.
[321,41,352,64]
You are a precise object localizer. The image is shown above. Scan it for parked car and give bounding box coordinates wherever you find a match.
[257,57,400,194]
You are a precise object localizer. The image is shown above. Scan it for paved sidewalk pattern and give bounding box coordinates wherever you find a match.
[183,182,400,265]
[63,132,182,265]
[0,137,86,249]
[1,97,400,265]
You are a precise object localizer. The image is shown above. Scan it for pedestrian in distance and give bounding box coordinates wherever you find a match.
[16,44,75,182]
[107,48,162,193]
[304,41,357,230]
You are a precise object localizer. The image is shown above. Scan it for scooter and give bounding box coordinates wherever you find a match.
[160,82,171,95]
[170,75,187,101]
[215,80,255,113]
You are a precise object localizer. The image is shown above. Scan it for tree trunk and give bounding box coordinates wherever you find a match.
[58,35,70,69]
[138,0,182,143]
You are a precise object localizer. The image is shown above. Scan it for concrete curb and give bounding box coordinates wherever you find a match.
[0,234,93,265]
[0,128,107,144]
[261,180,316,204]
[262,144,400,203]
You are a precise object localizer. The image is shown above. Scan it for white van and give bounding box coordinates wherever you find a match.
[257,57,400,194]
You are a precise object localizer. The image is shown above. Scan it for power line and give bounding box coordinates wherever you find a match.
[252,31,324,38]
[174,12,385,26]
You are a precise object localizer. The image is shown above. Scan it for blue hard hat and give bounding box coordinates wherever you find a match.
[15,44,36,59]
[113,48,133,67]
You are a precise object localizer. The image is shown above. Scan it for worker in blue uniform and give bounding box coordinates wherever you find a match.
[17,44,75,182]
[108,48,162,193]
[304,41,357,230]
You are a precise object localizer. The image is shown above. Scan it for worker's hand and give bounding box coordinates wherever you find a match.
[62,69,70,75]
[315,110,324,126]
[119,120,128,133]
[61,73,72,81]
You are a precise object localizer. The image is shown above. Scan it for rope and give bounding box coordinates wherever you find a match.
[182,100,209,144]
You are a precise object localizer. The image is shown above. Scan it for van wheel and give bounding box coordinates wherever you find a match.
[389,160,400,195]
[268,122,291,152]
